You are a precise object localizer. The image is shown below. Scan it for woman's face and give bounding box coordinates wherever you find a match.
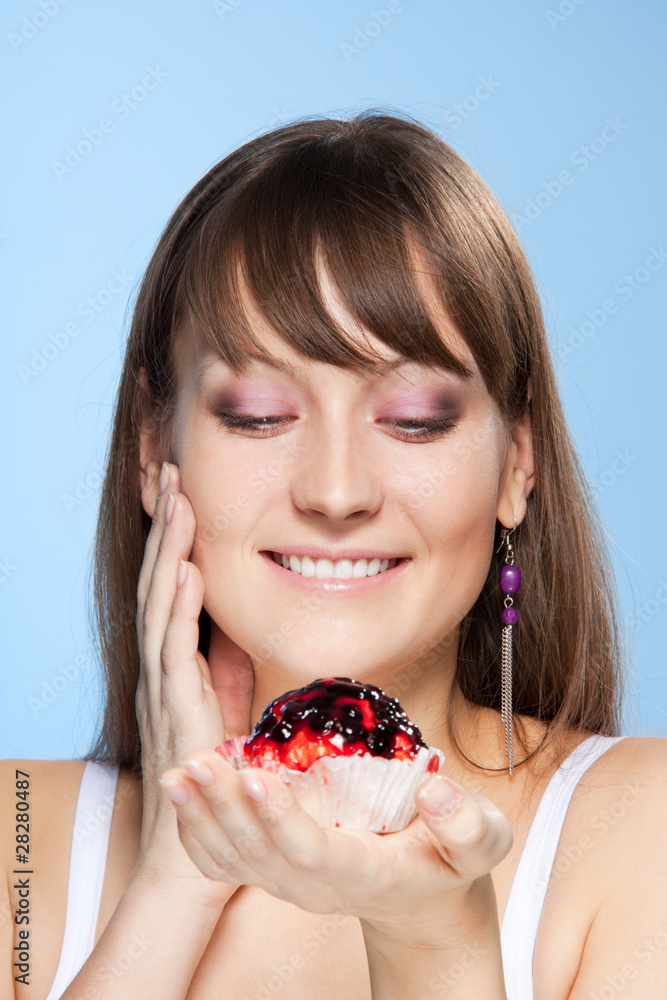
[142,262,532,711]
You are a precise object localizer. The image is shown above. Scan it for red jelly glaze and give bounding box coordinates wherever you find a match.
[244,677,428,772]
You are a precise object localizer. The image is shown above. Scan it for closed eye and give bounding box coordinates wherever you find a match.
[215,413,457,443]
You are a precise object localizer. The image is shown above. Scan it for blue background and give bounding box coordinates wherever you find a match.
[2,0,665,761]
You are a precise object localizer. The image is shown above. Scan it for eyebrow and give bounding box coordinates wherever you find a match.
[195,350,471,387]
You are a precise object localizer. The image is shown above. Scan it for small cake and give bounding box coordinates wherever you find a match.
[215,677,444,832]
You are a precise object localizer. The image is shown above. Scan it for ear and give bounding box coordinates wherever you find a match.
[496,408,535,529]
[138,367,165,518]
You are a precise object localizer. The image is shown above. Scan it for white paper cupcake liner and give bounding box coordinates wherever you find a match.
[215,738,445,833]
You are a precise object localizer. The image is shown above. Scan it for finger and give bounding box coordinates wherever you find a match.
[207,757,372,900]
[179,755,298,888]
[191,757,300,887]
[159,775,243,885]
[173,751,343,902]
[135,484,173,722]
[141,490,198,707]
[158,558,219,714]
[158,784,241,885]
[160,765,281,890]
[415,776,513,881]
[136,462,180,631]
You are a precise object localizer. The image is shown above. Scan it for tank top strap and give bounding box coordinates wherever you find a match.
[500,733,628,1000]
[45,759,120,1000]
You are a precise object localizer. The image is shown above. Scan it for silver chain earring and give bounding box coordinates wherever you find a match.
[496,516,520,776]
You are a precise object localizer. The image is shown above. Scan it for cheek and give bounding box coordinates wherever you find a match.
[402,415,501,521]
[175,428,258,561]
[401,421,502,595]
[417,468,498,559]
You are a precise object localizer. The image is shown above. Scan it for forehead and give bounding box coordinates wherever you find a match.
[181,328,482,396]
[175,248,482,389]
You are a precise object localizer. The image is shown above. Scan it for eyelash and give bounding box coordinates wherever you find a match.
[215,413,456,443]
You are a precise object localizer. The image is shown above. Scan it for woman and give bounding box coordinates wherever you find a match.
[4,111,664,1000]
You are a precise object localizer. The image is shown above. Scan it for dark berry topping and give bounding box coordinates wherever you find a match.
[244,677,427,771]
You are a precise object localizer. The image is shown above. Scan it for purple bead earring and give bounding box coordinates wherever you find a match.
[497,517,520,775]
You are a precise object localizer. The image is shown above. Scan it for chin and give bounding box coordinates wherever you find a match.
[252,639,407,688]
[255,647,357,680]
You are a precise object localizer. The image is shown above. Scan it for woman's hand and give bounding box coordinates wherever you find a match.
[157,747,512,934]
[132,460,255,904]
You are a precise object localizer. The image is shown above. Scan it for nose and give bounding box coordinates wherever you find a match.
[290,415,383,523]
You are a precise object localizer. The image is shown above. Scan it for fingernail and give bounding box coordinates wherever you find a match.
[165,491,175,524]
[159,461,169,496]
[239,770,267,802]
[177,559,187,589]
[182,759,215,786]
[419,776,462,817]
[159,779,190,805]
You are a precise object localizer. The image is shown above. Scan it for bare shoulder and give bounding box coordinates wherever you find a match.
[577,734,667,794]
[0,756,88,792]
[0,757,142,869]
[531,737,667,999]
[562,737,667,997]
[0,758,142,999]
[589,734,667,833]
[566,735,667,841]
[0,757,87,838]
[0,759,88,998]
[0,758,89,885]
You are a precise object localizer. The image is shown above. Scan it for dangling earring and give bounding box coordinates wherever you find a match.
[497,516,520,776]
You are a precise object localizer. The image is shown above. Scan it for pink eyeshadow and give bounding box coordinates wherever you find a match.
[377,388,462,417]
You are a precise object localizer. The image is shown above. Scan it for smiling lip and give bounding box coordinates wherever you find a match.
[260,548,410,562]
[259,550,411,593]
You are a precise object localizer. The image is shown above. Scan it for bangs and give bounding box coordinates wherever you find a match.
[174,137,475,381]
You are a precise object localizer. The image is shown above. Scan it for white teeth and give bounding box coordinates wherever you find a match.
[273,552,398,579]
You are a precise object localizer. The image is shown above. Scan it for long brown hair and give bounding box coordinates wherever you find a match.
[83,110,625,778]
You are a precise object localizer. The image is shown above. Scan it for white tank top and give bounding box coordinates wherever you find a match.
[43,733,628,1000]
[44,759,120,1000]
